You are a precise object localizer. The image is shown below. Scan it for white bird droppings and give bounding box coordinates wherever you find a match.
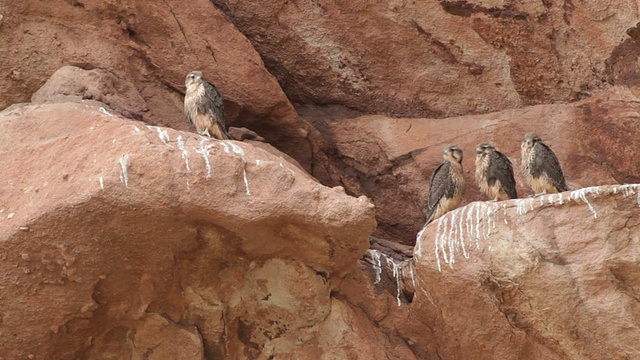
[98,107,112,116]
[119,154,130,188]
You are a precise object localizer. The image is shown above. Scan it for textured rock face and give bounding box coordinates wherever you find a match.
[2,0,640,358]
[0,102,387,359]
[0,0,313,167]
[403,185,640,359]
[337,185,640,360]
[31,66,149,119]
[307,87,640,244]
[214,0,639,117]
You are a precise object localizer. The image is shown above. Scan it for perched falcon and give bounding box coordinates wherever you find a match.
[426,145,466,224]
[475,142,518,201]
[520,132,568,195]
[184,71,231,140]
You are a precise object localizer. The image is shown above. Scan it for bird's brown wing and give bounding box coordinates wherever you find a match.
[488,150,518,199]
[534,142,569,192]
[201,81,227,128]
[426,162,450,223]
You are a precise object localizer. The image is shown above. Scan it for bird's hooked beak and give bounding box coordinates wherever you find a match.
[476,146,484,154]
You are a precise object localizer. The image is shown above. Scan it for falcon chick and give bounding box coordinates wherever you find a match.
[184,71,230,140]
[426,145,466,224]
[475,142,517,201]
[520,132,568,195]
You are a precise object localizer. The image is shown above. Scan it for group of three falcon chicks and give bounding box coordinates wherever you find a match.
[426,134,569,224]
[181,71,568,226]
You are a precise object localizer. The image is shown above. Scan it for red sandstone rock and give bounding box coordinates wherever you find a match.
[214,0,638,118]
[338,184,640,359]
[228,126,266,142]
[2,1,640,358]
[0,102,380,359]
[405,185,640,359]
[0,0,313,168]
[32,66,148,119]
[309,87,640,244]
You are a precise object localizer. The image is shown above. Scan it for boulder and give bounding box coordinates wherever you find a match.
[404,184,640,359]
[338,184,640,359]
[31,66,148,119]
[0,102,381,359]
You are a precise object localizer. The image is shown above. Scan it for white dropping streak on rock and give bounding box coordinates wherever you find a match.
[486,206,492,237]
[99,176,104,191]
[618,184,640,207]
[622,185,640,206]
[447,212,456,267]
[177,136,191,188]
[147,126,171,146]
[465,203,474,244]
[370,250,382,284]
[195,139,213,179]
[475,204,481,249]
[546,194,554,205]
[119,154,130,188]
[383,255,403,307]
[413,271,437,307]
[458,206,469,259]
[98,107,112,116]
[621,185,632,196]
[368,250,405,306]
[456,209,463,252]
[279,162,295,175]
[432,201,502,272]
[220,142,230,153]
[434,219,443,271]
[440,217,450,266]
[415,224,428,258]
[409,262,417,299]
[132,125,141,132]
[226,141,251,195]
[176,136,190,171]
[516,199,524,215]
[570,187,597,218]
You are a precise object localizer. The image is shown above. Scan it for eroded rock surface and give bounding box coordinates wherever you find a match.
[405,185,640,359]
[338,185,640,360]
[0,102,389,359]
[304,86,640,244]
[215,0,639,117]
[31,66,148,119]
[0,0,313,167]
